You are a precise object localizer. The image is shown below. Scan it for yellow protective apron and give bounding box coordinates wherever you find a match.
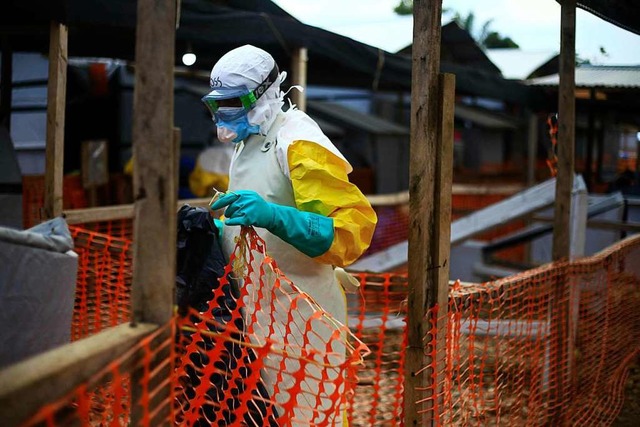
[221,111,347,426]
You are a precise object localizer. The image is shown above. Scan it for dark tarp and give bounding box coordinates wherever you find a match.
[1,0,544,105]
[561,0,640,36]
[1,0,410,90]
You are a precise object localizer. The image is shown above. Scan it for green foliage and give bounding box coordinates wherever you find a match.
[394,0,413,15]
[484,32,519,48]
[394,3,520,49]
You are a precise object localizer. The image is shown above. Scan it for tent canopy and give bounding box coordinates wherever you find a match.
[572,0,640,36]
[1,0,411,90]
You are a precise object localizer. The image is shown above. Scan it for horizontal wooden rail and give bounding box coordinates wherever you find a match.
[63,197,211,225]
[62,183,526,225]
[0,322,158,426]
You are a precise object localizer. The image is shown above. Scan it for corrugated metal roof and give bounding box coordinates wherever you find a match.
[527,65,640,88]
[307,101,409,136]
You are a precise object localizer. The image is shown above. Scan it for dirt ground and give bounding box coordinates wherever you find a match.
[612,357,640,427]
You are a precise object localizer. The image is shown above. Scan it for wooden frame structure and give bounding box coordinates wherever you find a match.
[0,0,610,426]
[403,0,581,425]
[0,1,316,424]
[0,1,178,425]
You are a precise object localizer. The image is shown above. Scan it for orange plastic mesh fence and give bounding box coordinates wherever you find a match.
[41,225,639,426]
[22,174,133,239]
[80,218,134,240]
[347,272,408,426]
[22,323,175,427]
[174,227,370,426]
[417,234,640,426]
[22,175,87,229]
[70,226,133,340]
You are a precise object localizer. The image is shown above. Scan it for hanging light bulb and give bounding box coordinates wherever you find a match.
[182,43,196,66]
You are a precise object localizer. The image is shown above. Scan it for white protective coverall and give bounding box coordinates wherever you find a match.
[206,45,377,426]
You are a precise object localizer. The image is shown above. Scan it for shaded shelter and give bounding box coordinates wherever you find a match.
[528,65,640,187]
[571,0,640,35]
[1,0,546,101]
[1,0,411,91]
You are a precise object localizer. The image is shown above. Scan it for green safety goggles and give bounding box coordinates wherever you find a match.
[202,63,279,117]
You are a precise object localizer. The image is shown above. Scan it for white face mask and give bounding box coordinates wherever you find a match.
[217,126,237,143]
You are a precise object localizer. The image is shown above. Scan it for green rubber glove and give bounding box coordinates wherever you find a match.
[213,218,224,240]
[211,190,334,258]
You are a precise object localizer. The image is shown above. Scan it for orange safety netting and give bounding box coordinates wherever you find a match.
[22,175,87,229]
[70,226,133,340]
[417,234,640,426]
[22,323,175,427]
[174,227,369,426]
[22,174,134,240]
[22,227,640,426]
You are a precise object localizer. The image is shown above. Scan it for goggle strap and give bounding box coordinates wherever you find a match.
[251,63,280,102]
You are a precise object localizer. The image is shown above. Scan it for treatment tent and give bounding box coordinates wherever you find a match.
[1,0,541,100]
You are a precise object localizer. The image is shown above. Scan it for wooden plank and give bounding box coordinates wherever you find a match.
[550,2,576,424]
[63,197,211,225]
[43,21,68,220]
[404,0,443,425]
[552,0,576,262]
[131,0,177,326]
[130,1,177,425]
[64,204,135,224]
[431,71,455,419]
[0,323,157,427]
[291,47,307,112]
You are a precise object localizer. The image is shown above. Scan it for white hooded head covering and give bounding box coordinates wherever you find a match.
[209,45,287,135]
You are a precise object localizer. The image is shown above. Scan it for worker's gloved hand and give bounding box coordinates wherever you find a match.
[211,190,334,258]
[213,218,224,240]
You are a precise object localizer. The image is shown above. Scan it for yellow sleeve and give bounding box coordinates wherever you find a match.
[188,162,230,197]
[288,140,377,267]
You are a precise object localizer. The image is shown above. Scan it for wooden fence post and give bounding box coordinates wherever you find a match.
[404,0,448,425]
[130,0,177,424]
[550,0,576,424]
[43,21,68,220]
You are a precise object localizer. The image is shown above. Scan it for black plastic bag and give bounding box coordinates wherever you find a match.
[175,205,278,426]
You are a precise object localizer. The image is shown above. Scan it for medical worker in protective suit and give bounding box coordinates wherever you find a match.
[204,45,377,425]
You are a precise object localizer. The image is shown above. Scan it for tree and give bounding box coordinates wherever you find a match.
[483,32,519,48]
[394,0,413,15]
[393,2,520,49]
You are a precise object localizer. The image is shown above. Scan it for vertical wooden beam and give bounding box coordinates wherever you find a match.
[1,36,12,131]
[550,1,576,425]
[552,0,576,262]
[432,71,455,419]
[405,0,444,425]
[131,0,177,326]
[43,22,68,220]
[291,47,307,112]
[130,0,177,424]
